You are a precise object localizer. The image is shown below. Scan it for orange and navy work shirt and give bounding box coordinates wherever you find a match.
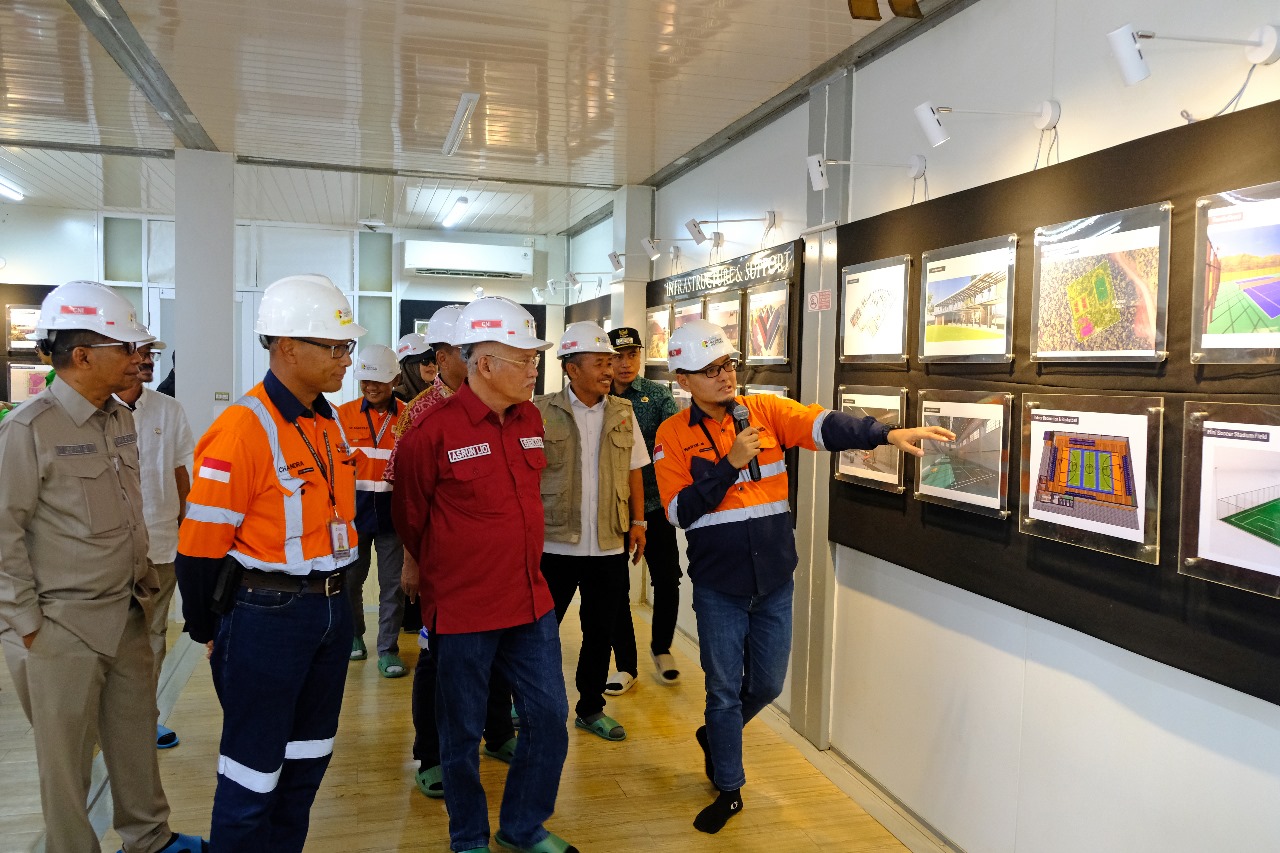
[175,371,358,640]
[654,394,889,596]
[336,397,401,534]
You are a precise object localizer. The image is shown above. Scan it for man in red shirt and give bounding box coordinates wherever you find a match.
[391,297,577,853]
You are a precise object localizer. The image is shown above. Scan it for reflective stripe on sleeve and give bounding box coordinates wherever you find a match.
[686,499,790,531]
[356,479,392,493]
[812,409,832,451]
[284,737,335,760]
[184,502,245,526]
[218,755,281,794]
[735,459,786,484]
[666,495,680,527]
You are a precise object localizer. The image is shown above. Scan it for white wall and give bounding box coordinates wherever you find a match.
[850,0,1280,220]
[0,204,97,284]
[568,216,615,305]
[654,103,810,279]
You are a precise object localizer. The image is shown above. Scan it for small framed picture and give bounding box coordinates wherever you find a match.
[705,291,743,355]
[646,306,672,364]
[915,389,1013,519]
[834,385,907,493]
[745,384,789,398]
[840,256,910,364]
[7,363,47,403]
[744,281,789,364]
[6,305,40,354]
[919,236,1016,363]
[673,297,704,330]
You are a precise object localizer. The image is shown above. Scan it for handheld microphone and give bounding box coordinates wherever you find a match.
[731,404,761,482]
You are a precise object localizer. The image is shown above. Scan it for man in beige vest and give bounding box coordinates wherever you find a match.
[0,281,205,853]
[535,321,648,742]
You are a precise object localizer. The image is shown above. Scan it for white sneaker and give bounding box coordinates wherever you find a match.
[651,651,680,685]
[604,671,637,696]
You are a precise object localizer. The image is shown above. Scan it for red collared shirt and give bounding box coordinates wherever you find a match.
[390,381,552,634]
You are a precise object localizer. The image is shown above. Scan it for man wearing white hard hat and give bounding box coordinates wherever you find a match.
[0,281,206,853]
[653,319,955,835]
[392,296,579,853]
[394,331,436,401]
[336,344,407,675]
[115,336,196,751]
[176,273,365,851]
[534,321,648,744]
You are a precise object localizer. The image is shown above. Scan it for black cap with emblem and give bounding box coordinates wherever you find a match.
[608,327,643,350]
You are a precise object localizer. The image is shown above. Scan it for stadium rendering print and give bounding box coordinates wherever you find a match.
[1033,431,1141,530]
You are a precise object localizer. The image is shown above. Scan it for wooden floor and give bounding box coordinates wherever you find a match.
[81,603,910,853]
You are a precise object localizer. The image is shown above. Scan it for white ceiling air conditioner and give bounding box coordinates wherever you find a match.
[404,240,534,279]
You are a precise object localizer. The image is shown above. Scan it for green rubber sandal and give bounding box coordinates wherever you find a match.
[494,830,579,853]
[415,764,444,798]
[350,637,367,661]
[574,713,626,741]
[378,653,407,678]
[483,736,518,763]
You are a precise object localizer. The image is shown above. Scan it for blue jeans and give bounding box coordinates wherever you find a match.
[434,611,569,852]
[692,578,794,792]
[209,584,352,853]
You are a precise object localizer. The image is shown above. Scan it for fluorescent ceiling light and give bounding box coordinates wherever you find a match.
[442,92,481,156]
[441,196,469,228]
[0,177,25,202]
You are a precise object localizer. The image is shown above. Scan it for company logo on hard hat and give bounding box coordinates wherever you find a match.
[398,344,411,354]
[335,309,353,326]
[700,335,723,348]
[472,319,503,329]
[562,341,578,351]
[669,346,683,357]
[594,336,607,346]
[60,305,98,315]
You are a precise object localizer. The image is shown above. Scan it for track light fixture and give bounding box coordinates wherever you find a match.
[442,92,480,156]
[806,154,926,192]
[913,99,1061,148]
[684,212,774,245]
[1107,23,1280,87]
[641,238,662,260]
[608,251,624,272]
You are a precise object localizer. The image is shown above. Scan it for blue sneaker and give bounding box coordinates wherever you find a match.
[119,832,208,853]
[156,724,179,749]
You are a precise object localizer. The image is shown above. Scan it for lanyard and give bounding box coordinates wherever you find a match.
[364,406,393,448]
[697,420,724,463]
[293,419,337,508]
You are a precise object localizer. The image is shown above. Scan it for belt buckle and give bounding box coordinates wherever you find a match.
[324,573,341,597]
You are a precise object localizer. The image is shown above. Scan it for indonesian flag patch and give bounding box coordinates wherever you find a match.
[198,457,232,483]
[653,442,665,462]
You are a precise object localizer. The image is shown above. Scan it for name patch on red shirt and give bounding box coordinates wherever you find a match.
[520,436,544,449]
[447,442,492,463]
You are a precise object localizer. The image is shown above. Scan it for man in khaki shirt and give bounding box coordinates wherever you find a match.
[0,281,205,853]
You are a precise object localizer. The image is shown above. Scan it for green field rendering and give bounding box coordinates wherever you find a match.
[924,324,1004,342]
[1206,261,1280,336]
[1220,496,1280,549]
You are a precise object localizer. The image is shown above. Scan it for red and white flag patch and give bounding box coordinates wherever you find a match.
[198,457,232,483]
[653,442,665,462]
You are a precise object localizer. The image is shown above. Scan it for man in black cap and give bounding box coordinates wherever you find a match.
[603,326,684,696]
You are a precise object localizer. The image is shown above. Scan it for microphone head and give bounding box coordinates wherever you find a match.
[732,403,750,423]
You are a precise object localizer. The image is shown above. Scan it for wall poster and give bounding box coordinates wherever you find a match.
[919,236,1016,363]
[705,291,742,355]
[840,256,909,363]
[744,280,788,364]
[915,389,1013,518]
[835,385,906,493]
[7,363,47,403]
[1191,180,1280,364]
[6,305,39,354]
[1020,393,1163,564]
[646,305,671,364]
[673,297,704,330]
[745,384,789,398]
[1179,402,1280,598]
[1030,201,1171,362]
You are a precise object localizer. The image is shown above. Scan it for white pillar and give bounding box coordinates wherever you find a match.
[174,149,235,436]
[611,185,654,331]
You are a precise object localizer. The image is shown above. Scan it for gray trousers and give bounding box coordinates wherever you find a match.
[347,529,406,656]
[147,560,178,690]
[1,603,173,853]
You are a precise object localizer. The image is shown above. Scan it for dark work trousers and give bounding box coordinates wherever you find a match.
[412,638,516,768]
[541,551,629,719]
[611,508,683,675]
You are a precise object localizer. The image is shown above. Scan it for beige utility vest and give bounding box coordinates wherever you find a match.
[535,388,634,550]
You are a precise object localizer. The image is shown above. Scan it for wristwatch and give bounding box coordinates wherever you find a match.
[630,519,648,529]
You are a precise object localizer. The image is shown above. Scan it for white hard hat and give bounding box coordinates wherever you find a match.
[557,321,615,358]
[454,296,551,351]
[424,304,466,346]
[666,319,741,372]
[396,333,431,360]
[254,274,367,340]
[354,344,400,384]
[35,280,155,344]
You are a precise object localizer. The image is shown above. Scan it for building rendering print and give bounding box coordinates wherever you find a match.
[924,271,1007,344]
[1034,430,1140,529]
[920,414,1002,500]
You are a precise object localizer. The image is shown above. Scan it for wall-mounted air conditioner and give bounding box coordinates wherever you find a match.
[404,241,534,279]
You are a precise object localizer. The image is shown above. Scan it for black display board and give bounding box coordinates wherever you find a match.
[400,298,548,397]
[1,283,54,402]
[564,293,611,326]
[831,99,1280,705]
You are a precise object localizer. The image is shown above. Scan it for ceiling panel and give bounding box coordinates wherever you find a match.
[0,145,174,212]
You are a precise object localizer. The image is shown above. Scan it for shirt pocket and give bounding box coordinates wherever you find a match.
[448,451,502,503]
[57,455,126,535]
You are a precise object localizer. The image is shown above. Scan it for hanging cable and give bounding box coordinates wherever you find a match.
[1033,126,1061,170]
[1181,63,1257,123]
[911,172,929,205]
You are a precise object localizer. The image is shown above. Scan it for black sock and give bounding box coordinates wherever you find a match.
[693,788,743,834]
[695,725,714,783]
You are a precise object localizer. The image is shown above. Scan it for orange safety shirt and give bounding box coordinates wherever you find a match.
[654,393,888,596]
[336,397,401,534]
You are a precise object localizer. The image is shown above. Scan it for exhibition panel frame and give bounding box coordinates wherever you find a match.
[834,384,907,494]
[918,236,1017,364]
[839,256,911,364]
[914,389,1013,519]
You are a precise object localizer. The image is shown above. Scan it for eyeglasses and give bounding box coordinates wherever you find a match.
[484,352,541,370]
[294,338,358,359]
[683,358,739,379]
[79,341,141,356]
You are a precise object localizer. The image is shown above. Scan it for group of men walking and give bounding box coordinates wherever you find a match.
[0,273,950,853]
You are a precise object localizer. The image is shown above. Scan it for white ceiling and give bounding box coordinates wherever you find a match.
[0,0,943,233]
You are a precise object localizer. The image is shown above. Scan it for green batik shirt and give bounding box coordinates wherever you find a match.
[613,374,680,515]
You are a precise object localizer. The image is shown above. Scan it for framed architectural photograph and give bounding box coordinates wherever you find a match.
[646,305,672,364]
[6,305,40,354]
[835,385,906,493]
[1179,401,1280,597]
[705,291,743,355]
[1191,180,1280,364]
[919,236,1016,363]
[672,297,704,330]
[744,280,788,364]
[745,384,789,398]
[1019,393,1163,564]
[840,256,910,363]
[915,389,1013,518]
[1031,200,1171,362]
[7,363,47,403]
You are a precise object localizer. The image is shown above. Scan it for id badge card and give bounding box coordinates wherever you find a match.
[329,519,351,561]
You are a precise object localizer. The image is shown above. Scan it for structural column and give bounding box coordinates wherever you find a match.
[611,185,655,331]
[174,149,235,436]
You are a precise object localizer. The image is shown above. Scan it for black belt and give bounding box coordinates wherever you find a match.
[240,568,346,597]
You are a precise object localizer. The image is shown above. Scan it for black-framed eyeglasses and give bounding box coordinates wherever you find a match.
[79,341,141,356]
[294,338,358,359]
[683,358,739,379]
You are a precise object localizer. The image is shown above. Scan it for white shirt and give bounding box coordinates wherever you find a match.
[117,387,196,564]
[543,388,650,557]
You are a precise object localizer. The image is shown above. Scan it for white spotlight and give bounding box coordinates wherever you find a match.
[806,155,829,192]
[1108,24,1151,86]
[608,251,624,272]
[685,218,708,244]
[641,238,661,260]
[914,101,950,147]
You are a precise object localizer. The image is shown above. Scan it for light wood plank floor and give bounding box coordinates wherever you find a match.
[93,604,907,853]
